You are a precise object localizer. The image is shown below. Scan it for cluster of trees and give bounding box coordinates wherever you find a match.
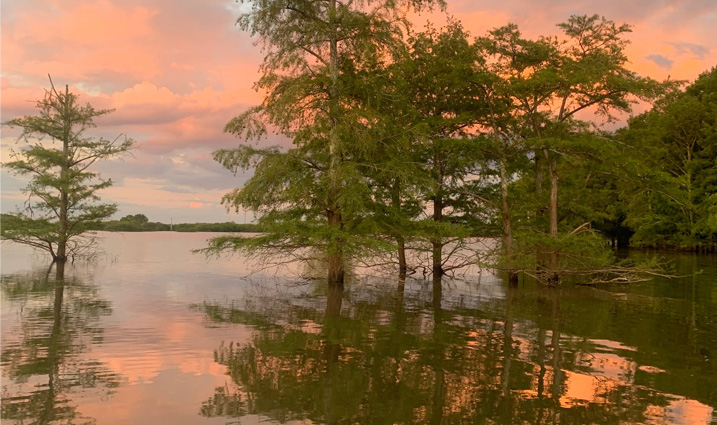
[205,0,716,288]
[97,213,169,231]
[616,69,717,250]
[89,214,261,232]
[172,222,261,233]
[2,3,714,283]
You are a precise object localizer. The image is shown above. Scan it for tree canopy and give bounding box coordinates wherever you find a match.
[204,0,446,288]
[208,9,713,286]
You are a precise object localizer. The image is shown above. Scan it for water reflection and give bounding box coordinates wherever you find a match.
[198,275,715,425]
[1,264,121,424]
[2,235,714,424]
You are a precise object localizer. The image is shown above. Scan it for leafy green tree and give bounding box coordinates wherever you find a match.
[205,0,444,288]
[2,80,133,263]
[350,22,493,282]
[478,16,665,280]
[354,22,494,284]
[619,67,717,249]
[400,23,492,283]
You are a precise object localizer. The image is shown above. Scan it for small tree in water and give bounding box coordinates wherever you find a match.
[2,77,133,263]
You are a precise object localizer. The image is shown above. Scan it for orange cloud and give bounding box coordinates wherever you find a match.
[12,2,156,44]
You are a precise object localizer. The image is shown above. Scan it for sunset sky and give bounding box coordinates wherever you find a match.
[2,0,716,224]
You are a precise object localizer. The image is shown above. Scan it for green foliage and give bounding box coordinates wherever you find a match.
[211,6,709,285]
[474,15,672,279]
[361,22,497,274]
[207,0,445,278]
[86,216,261,233]
[100,220,170,232]
[507,229,615,273]
[618,67,717,249]
[173,222,261,232]
[1,80,133,261]
[120,214,149,224]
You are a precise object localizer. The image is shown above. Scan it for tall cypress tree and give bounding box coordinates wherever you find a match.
[205,0,444,288]
[2,79,133,263]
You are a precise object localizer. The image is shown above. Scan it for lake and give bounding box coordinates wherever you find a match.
[1,232,715,424]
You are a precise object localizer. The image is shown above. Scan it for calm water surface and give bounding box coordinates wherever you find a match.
[1,232,715,424]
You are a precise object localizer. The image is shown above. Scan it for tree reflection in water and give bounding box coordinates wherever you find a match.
[1,263,121,425]
[197,274,715,425]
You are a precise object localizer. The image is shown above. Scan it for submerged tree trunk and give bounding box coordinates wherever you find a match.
[430,285,444,425]
[536,327,547,400]
[499,157,518,284]
[547,151,559,284]
[326,0,344,290]
[327,210,345,290]
[325,281,343,318]
[397,236,407,281]
[391,180,407,281]
[500,282,516,424]
[432,192,444,280]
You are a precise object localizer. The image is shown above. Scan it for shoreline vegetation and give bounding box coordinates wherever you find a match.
[94,214,262,233]
[98,221,262,233]
[0,213,261,233]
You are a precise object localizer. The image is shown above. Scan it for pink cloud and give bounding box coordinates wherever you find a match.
[11,2,157,45]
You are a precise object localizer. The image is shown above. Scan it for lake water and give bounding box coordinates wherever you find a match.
[1,232,715,424]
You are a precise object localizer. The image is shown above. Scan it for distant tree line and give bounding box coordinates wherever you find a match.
[86,214,261,233]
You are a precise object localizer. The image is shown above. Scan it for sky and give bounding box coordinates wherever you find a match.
[1,0,716,224]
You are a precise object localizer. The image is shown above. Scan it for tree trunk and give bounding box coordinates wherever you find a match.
[432,192,444,280]
[548,155,558,238]
[325,281,343,318]
[397,236,407,281]
[326,0,343,290]
[391,180,407,281]
[432,273,442,311]
[327,210,344,290]
[547,151,559,283]
[499,157,518,284]
[534,152,543,197]
[534,151,547,278]
[56,85,71,264]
